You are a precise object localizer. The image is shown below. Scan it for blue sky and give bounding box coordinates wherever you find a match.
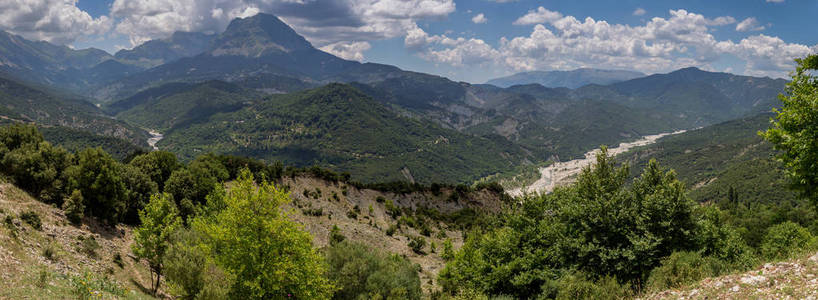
[2,0,816,83]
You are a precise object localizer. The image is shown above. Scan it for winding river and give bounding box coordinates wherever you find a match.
[147,130,163,150]
[508,130,687,197]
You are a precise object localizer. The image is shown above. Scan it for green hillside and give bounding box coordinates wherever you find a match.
[0,75,149,147]
[158,83,531,183]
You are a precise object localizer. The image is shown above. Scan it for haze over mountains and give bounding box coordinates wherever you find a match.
[486,68,645,89]
[0,12,789,183]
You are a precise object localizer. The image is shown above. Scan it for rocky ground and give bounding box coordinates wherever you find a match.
[643,253,818,300]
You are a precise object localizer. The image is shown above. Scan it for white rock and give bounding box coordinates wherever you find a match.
[730,285,740,292]
[740,275,768,285]
[810,253,818,262]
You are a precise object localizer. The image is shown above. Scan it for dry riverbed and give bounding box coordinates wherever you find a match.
[508,130,686,196]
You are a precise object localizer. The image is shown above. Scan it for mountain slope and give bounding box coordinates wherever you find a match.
[572,68,787,127]
[486,68,644,88]
[106,80,261,132]
[115,31,216,67]
[0,75,149,146]
[619,113,793,205]
[158,83,531,183]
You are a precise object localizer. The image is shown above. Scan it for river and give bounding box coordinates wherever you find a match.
[507,130,687,197]
[147,130,163,150]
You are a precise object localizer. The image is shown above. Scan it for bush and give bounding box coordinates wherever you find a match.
[330,225,346,246]
[386,224,397,236]
[63,190,84,225]
[324,241,422,300]
[385,199,401,218]
[42,242,57,261]
[548,272,631,300]
[20,211,42,230]
[164,229,234,299]
[646,251,725,291]
[78,236,100,258]
[761,221,815,259]
[408,235,426,255]
[442,239,455,261]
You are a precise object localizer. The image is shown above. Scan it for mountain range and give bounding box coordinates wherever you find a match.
[0,12,790,183]
[486,68,645,88]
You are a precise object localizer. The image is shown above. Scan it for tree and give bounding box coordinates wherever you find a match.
[133,193,182,295]
[164,158,227,220]
[128,151,180,191]
[192,169,333,299]
[439,148,696,297]
[164,229,233,300]
[121,164,159,224]
[324,241,422,300]
[65,147,128,224]
[761,54,818,205]
[63,190,85,225]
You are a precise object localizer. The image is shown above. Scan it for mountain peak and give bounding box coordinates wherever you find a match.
[210,13,313,57]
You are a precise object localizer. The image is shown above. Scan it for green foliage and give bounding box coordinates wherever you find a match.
[128,151,180,191]
[40,126,146,162]
[163,156,227,220]
[192,169,333,299]
[324,241,422,300]
[408,235,426,255]
[439,149,696,297]
[549,272,631,300]
[330,225,346,246]
[159,83,532,184]
[67,271,128,300]
[442,239,454,261]
[761,54,818,205]
[694,206,755,268]
[132,193,182,295]
[761,221,815,259]
[163,229,233,300]
[19,211,42,230]
[63,189,85,224]
[386,224,397,236]
[385,199,401,219]
[120,164,158,224]
[645,251,723,291]
[65,147,128,224]
[0,124,72,203]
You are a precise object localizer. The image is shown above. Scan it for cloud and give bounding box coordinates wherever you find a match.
[736,17,765,32]
[111,0,456,53]
[766,0,784,3]
[319,41,371,61]
[633,8,646,16]
[406,8,812,78]
[472,13,487,24]
[513,7,563,25]
[0,0,111,45]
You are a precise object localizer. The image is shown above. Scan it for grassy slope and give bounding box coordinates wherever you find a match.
[0,181,155,299]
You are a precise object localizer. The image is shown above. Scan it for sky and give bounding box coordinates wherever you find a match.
[1,0,816,83]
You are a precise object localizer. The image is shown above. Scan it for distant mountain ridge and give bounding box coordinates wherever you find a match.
[486,68,645,88]
[115,31,216,67]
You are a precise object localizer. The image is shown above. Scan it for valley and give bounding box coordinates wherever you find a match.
[508,130,687,196]
[0,5,815,300]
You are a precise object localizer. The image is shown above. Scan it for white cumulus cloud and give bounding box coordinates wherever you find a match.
[319,41,371,61]
[736,17,765,32]
[472,13,487,24]
[405,8,812,79]
[0,0,111,45]
[633,8,646,16]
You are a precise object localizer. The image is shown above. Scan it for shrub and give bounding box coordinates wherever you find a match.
[20,211,42,230]
[347,210,358,220]
[386,224,397,236]
[548,272,631,300]
[302,207,323,216]
[324,241,422,300]
[385,199,401,218]
[113,253,123,268]
[761,221,815,259]
[42,243,57,261]
[442,239,455,261]
[63,190,84,225]
[376,196,385,203]
[408,235,426,254]
[331,225,346,245]
[646,251,725,291]
[79,236,101,258]
[164,229,234,299]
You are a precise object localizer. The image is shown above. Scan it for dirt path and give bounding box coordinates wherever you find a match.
[508,130,686,196]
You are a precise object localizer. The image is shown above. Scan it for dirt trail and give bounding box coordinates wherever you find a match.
[509,130,686,196]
